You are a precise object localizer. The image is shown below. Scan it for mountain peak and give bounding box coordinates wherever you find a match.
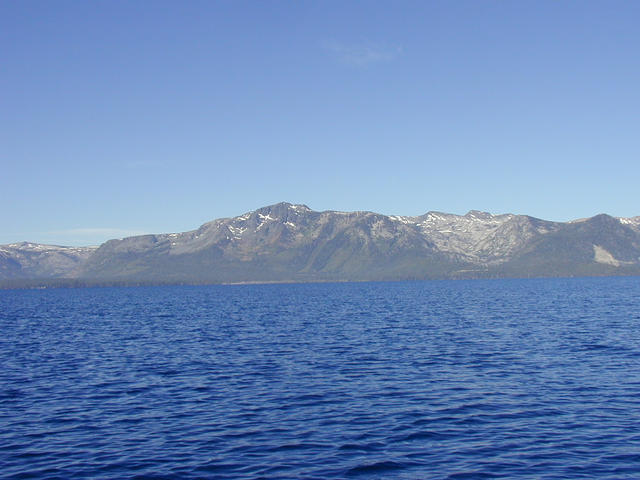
[465,210,496,220]
[253,202,311,215]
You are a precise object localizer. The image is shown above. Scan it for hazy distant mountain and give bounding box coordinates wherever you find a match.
[0,242,97,280]
[2,203,640,286]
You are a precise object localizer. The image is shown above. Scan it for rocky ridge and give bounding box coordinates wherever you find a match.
[2,203,640,285]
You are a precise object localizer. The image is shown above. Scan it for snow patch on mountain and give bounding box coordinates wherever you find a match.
[618,216,640,233]
[411,211,523,261]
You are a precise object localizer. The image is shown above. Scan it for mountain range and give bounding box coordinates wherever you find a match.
[2,202,640,287]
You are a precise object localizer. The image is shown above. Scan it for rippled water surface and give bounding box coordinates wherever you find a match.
[2,277,640,479]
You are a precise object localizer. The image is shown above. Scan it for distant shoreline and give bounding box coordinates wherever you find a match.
[2,273,639,291]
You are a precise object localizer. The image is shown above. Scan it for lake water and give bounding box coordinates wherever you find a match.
[2,277,640,479]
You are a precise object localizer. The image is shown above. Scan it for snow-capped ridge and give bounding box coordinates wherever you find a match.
[4,202,640,284]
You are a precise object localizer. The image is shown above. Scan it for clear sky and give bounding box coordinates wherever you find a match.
[2,1,639,246]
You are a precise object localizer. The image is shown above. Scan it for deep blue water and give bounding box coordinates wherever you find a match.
[2,277,640,479]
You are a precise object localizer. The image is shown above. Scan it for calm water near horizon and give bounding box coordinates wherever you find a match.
[2,277,640,479]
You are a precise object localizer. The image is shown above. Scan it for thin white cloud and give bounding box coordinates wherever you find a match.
[323,40,403,67]
[47,228,150,238]
[1,228,152,247]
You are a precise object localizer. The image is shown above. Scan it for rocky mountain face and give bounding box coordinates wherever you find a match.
[2,203,640,285]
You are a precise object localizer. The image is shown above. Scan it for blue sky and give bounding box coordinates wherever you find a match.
[2,1,639,246]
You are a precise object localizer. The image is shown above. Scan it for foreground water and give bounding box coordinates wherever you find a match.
[2,277,640,479]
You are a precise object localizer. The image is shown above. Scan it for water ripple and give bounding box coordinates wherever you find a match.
[2,277,640,479]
